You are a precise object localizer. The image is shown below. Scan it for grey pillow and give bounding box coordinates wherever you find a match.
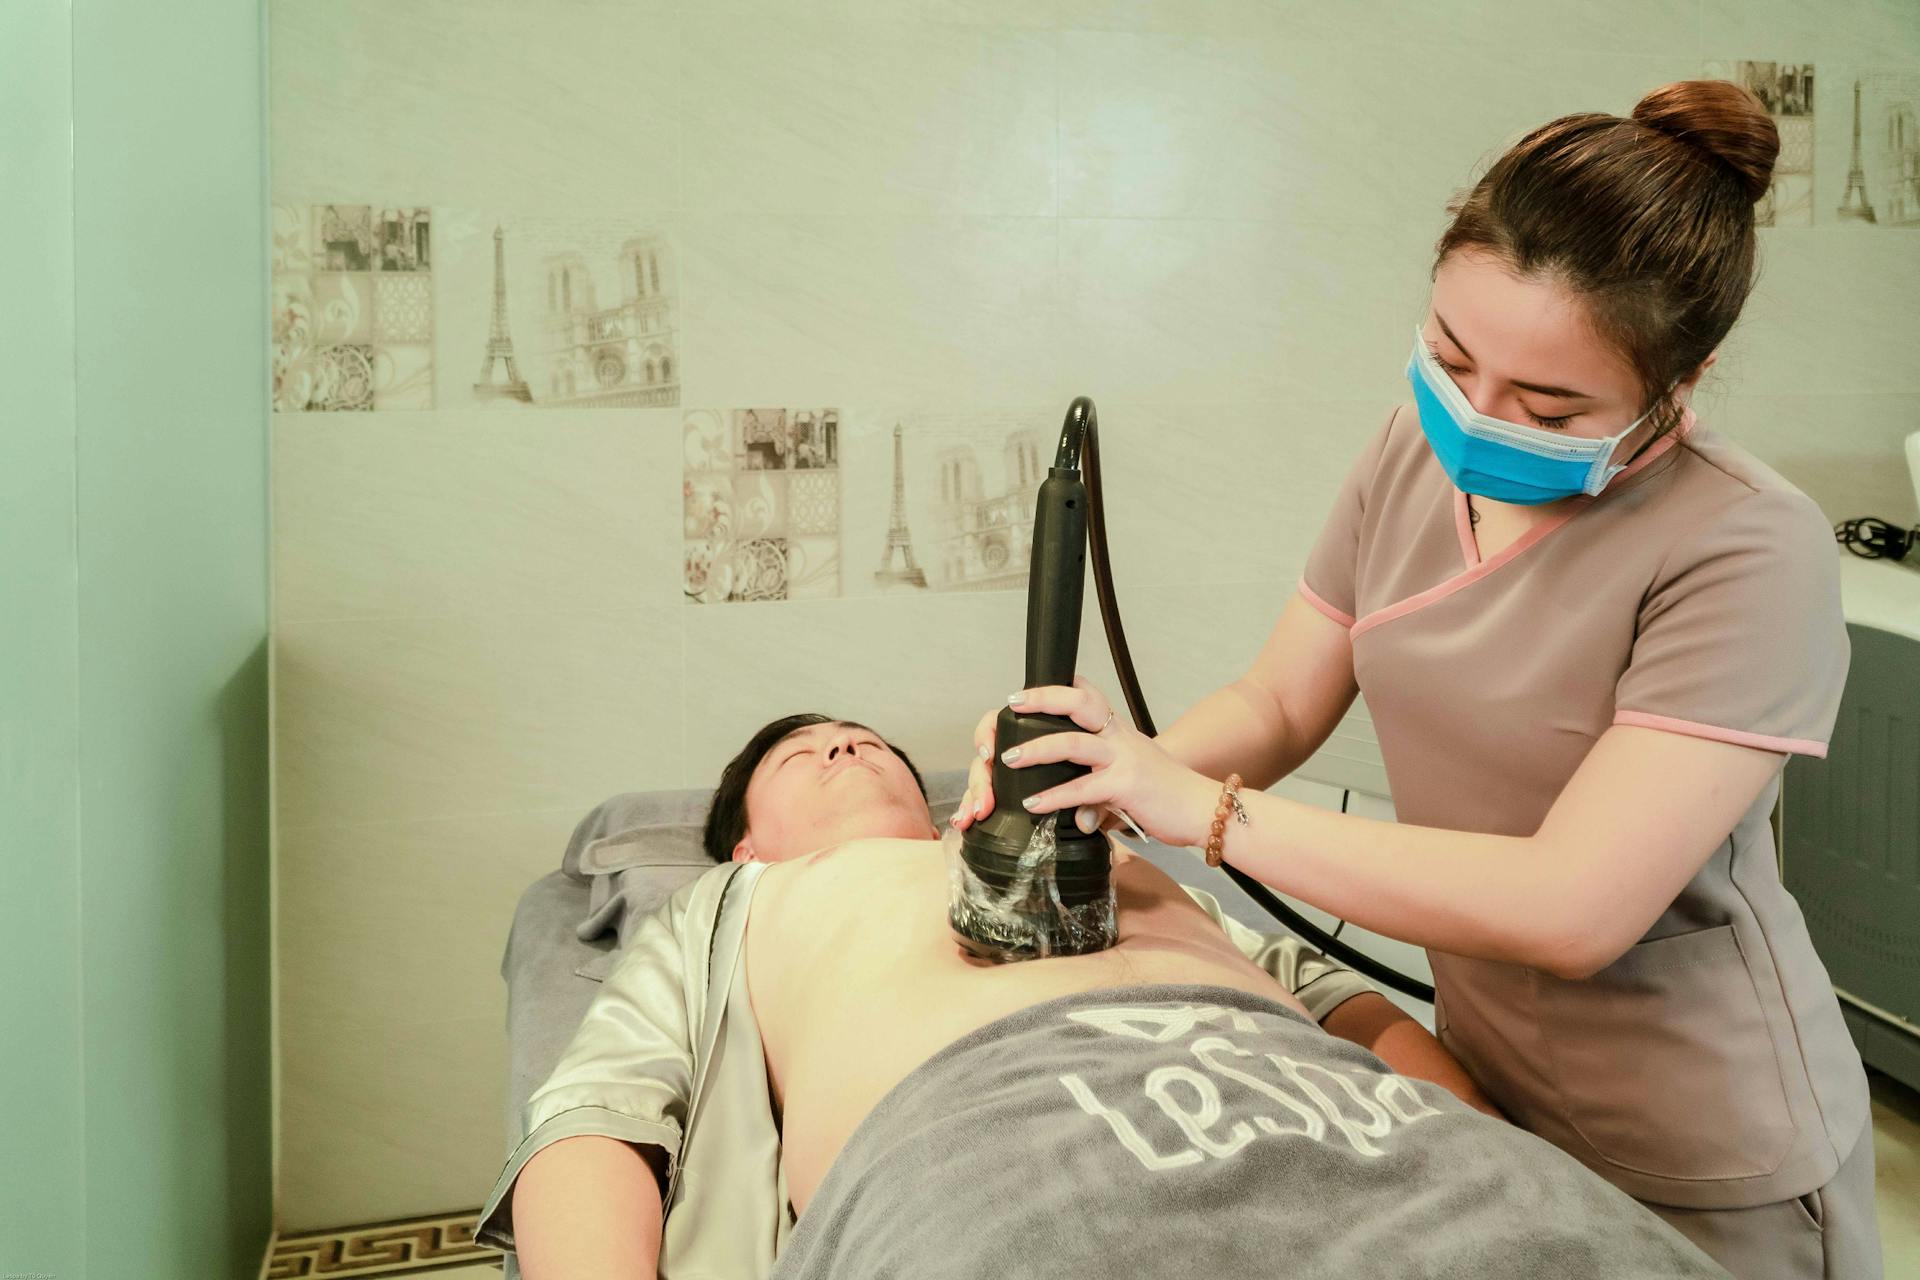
[558,785,718,881]
[569,768,973,953]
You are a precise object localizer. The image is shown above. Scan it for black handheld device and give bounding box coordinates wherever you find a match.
[949,397,1116,962]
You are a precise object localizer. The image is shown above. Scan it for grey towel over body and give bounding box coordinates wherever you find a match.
[770,983,1730,1280]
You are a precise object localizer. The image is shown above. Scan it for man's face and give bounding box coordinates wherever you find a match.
[732,721,936,862]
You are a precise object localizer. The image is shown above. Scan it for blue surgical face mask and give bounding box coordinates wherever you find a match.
[1406,327,1657,505]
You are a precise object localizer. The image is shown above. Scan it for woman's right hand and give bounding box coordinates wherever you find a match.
[950,708,1000,831]
[950,702,1123,836]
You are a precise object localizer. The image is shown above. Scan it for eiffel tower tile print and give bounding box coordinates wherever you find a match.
[437,212,681,411]
[837,406,1051,598]
[1834,69,1920,227]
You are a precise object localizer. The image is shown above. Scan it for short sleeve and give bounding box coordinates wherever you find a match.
[1612,487,1850,758]
[474,875,704,1253]
[1299,404,1399,628]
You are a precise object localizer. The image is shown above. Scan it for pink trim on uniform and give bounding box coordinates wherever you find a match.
[1353,409,1699,642]
[1296,578,1357,629]
[1350,509,1580,640]
[1613,710,1829,758]
[1454,491,1480,568]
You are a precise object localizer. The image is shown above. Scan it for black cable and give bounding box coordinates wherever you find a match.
[1836,516,1918,563]
[1078,415,1438,1004]
[1327,792,1350,941]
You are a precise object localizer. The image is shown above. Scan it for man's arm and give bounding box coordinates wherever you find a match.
[1319,992,1502,1118]
[477,871,722,1263]
[513,1136,666,1280]
[1180,885,1500,1117]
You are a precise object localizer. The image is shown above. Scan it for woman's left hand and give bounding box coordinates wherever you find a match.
[998,676,1220,849]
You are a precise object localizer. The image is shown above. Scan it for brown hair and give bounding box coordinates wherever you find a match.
[1434,79,1780,443]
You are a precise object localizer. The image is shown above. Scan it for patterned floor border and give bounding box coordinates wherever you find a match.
[264,1208,500,1278]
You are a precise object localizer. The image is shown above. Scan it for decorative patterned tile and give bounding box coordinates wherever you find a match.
[372,343,433,410]
[375,275,433,343]
[274,202,316,275]
[266,1210,498,1278]
[275,203,436,412]
[316,204,377,271]
[310,273,376,344]
[786,534,841,599]
[306,345,376,412]
[683,408,843,603]
[374,207,433,272]
[791,470,840,535]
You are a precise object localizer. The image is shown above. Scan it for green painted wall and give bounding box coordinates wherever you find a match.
[1,2,88,1277]
[1,2,273,1277]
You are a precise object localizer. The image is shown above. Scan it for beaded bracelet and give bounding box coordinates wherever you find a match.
[1205,773,1249,867]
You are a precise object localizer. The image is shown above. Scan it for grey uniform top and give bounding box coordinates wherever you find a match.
[1299,402,1867,1210]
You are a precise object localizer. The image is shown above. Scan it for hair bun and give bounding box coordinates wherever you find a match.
[1632,79,1780,204]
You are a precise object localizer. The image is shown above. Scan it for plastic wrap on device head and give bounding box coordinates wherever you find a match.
[943,822,1117,961]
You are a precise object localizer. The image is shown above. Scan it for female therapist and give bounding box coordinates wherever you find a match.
[955,79,1878,1279]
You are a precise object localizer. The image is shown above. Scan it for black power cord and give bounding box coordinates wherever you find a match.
[1836,516,1919,564]
[1327,790,1351,942]
[1078,416,1437,1004]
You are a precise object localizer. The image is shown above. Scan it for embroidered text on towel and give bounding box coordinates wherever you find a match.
[1057,1003,1446,1171]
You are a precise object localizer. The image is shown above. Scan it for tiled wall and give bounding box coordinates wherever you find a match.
[269,0,1920,1230]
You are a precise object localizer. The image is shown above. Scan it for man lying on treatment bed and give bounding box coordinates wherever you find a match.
[475,717,1727,1279]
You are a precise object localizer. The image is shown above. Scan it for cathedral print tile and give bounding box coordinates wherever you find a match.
[839,406,1051,598]
[436,211,680,411]
[683,408,843,604]
[264,1209,498,1278]
[273,203,436,412]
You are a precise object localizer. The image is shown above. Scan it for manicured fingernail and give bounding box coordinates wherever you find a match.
[977,744,990,760]
[1001,747,1022,764]
[1009,691,1026,705]
[974,800,986,818]
[1021,796,1039,810]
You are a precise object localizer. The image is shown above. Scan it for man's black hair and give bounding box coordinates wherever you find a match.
[701,713,929,863]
